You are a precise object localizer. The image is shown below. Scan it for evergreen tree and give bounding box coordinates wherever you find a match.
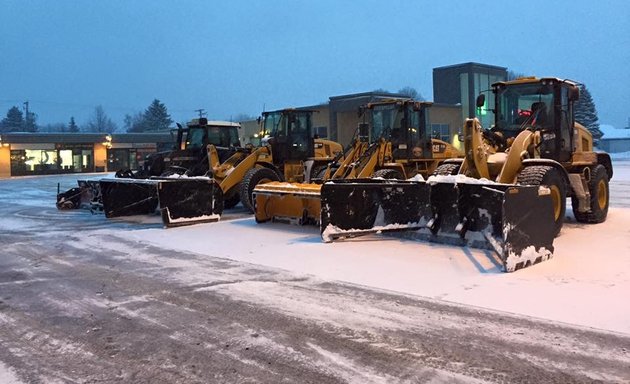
[85,105,117,133]
[142,99,173,132]
[574,84,602,142]
[68,116,79,132]
[0,106,24,132]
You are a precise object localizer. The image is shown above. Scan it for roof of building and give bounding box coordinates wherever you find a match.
[600,124,630,140]
[433,62,508,72]
[329,91,408,101]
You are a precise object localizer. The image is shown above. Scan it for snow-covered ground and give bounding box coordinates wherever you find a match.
[92,159,630,335]
[2,160,629,338]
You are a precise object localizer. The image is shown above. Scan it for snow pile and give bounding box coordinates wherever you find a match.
[504,246,553,272]
[426,174,498,185]
[610,151,630,160]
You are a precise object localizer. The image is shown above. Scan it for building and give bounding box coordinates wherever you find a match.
[599,124,630,153]
[240,91,464,150]
[432,62,508,129]
[1,62,507,177]
[0,132,174,178]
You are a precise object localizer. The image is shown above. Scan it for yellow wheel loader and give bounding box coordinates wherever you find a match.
[252,99,461,225]
[321,77,612,272]
[89,109,342,226]
[56,118,242,212]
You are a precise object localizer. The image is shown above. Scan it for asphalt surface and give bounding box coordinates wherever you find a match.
[0,174,629,383]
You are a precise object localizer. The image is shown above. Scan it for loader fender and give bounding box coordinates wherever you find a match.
[521,159,570,190]
[596,152,613,180]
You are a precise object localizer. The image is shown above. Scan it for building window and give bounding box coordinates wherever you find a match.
[431,124,450,142]
[314,126,328,139]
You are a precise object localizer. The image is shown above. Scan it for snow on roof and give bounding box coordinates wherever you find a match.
[206,120,241,127]
[600,124,630,140]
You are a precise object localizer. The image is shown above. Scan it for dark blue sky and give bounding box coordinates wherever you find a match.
[1,0,629,130]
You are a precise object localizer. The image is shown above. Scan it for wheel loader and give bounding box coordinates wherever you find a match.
[320,77,613,272]
[56,118,242,211]
[251,99,461,225]
[63,109,342,227]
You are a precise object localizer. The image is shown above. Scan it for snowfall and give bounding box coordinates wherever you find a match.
[3,154,630,341]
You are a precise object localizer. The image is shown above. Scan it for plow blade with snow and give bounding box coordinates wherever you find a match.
[56,180,103,211]
[100,177,223,227]
[253,182,323,225]
[320,179,556,272]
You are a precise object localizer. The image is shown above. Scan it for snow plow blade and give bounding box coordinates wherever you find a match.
[321,179,432,239]
[253,181,323,225]
[100,177,222,227]
[320,179,556,272]
[56,180,102,211]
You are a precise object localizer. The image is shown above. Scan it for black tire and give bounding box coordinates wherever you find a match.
[571,165,609,223]
[239,167,281,213]
[372,168,404,179]
[516,165,566,237]
[433,163,460,176]
[310,165,328,181]
[223,190,241,209]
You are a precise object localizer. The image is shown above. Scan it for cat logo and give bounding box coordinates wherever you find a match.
[432,143,446,153]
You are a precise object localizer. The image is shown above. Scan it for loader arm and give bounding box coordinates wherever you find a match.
[496,129,538,184]
[462,118,490,179]
[330,141,369,180]
[210,147,251,180]
[208,144,221,170]
[218,146,272,194]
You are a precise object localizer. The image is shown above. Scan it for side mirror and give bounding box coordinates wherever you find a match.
[476,94,486,108]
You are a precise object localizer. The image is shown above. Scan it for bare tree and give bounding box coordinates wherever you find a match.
[85,105,117,133]
[398,86,424,100]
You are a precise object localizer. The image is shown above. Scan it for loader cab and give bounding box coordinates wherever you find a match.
[492,78,575,162]
[262,109,315,164]
[183,119,241,150]
[369,100,432,160]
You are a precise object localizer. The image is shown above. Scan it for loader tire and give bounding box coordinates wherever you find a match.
[433,163,460,176]
[516,165,566,237]
[240,167,281,213]
[572,165,609,223]
[372,168,404,180]
[311,165,328,181]
[223,190,241,209]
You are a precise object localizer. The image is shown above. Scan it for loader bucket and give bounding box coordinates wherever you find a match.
[157,178,223,227]
[56,179,102,211]
[100,177,222,227]
[253,182,323,224]
[100,178,160,218]
[422,182,555,271]
[320,179,556,272]
[320,179,432,242]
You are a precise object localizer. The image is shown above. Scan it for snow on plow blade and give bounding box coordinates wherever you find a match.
[320,179,556,272]
[56,179,102,210]
[253,182,323,225]
[100,177,222,227]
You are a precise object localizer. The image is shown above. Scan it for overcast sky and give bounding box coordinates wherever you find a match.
[1,0,628,130]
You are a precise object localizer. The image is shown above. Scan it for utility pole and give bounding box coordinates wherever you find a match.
[23,101,29,131]
[194,109,206,119]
